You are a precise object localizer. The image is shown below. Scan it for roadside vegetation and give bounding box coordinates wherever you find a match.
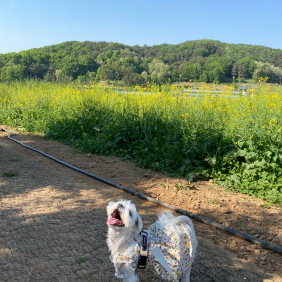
[1,80,282,206]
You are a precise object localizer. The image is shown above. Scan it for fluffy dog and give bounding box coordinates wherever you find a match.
[107,200,197,282]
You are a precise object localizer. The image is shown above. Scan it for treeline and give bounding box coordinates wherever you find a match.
[1,39,282,85]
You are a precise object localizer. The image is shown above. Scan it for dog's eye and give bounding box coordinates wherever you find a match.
[129,211,132,216]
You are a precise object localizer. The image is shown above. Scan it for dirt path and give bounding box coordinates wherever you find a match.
[0,127,281,282]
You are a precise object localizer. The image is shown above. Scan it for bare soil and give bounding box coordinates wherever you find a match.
[0,125,281,282]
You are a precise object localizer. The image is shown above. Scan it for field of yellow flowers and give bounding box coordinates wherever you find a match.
[1,80,282,205]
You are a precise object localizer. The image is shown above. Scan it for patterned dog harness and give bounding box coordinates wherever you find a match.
[113,221,193,281]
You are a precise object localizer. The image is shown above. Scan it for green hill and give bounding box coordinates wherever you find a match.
[1,39,282,85]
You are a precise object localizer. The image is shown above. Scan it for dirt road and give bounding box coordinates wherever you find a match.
[0,128,281,281]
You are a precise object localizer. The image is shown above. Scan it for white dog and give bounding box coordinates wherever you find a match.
[107,200,197,282]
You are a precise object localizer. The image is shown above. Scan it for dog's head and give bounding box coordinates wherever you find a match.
[107,200,143,233]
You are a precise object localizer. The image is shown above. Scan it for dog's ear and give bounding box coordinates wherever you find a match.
[135,214,143,233]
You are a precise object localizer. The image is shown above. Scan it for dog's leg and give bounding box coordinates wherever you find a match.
[180,267,191,282]
[120,263,139,282]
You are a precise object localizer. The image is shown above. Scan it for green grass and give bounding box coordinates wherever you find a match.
[75,255,86,264]
[209,197,224,206]
[9,158,21,162]
[0,158,21,162]
[174,183,196,191]
[2,171,19,177]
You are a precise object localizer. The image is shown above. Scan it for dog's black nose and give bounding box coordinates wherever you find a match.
[117,204,123,208]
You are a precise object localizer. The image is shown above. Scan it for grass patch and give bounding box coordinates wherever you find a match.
[0,179,4,182]
[209,197,224,206]
[9,158,21,162]
[75,255,86,264]
[0,158,21,162]
[174,183,196,191]
[2,171,19,177]
[207,185,215,190]
[262,203,272,208]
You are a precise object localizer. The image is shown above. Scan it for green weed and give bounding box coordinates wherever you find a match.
[76,255,86,264]
[209,197,223,205]
[207,185,215,190]
[2,171,19,177]
[174,183,196,191]
[262,203,272,208]
[0,158,21,162]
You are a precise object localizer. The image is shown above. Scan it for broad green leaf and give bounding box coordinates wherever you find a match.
[237,150,247,156]
[237,140,244,148]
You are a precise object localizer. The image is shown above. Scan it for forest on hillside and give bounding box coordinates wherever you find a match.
[1,39,282,85]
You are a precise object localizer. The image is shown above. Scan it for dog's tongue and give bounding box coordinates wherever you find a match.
[108,217,123,225]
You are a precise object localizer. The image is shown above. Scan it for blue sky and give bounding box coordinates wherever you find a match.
[0,0,281,54]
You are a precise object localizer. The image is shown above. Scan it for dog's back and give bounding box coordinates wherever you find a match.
[157,211,197,261]
[144,213,197,281]
[170,216,197,264]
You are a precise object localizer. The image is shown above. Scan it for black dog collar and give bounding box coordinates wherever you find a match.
[137,231,148,269]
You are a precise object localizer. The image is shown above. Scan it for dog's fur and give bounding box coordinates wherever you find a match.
[107,200,197,282]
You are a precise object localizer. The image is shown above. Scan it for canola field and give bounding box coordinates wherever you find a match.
[1,80,282,206]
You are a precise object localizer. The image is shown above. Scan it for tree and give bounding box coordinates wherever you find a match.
[204,56,231,82]
[19,51,35,67]
[78,55,97,74]
[253,62,282,83]
[122,57,136,68]
[171,69,179,81]
[181,63,202,81]
[122,66,136,85]
[148,58,171,81]
[232,63,247,79]
[6,52,22,65]
[96,51,113,64]
[55,70,63,82]
[122,67,144,86]
[25,62,48,79]
[100,63,123,81]
[60,56,81,79]
[0,64,25,81]
[193,48,209,57]
[44,63,56,82]
[139,58,152,73]
[35,51,50,65]
[237,56,256,77]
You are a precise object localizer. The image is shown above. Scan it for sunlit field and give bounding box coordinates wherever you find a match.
[1,80,282,206]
